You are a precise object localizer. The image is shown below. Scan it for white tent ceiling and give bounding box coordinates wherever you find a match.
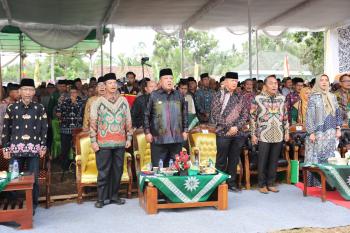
[0,0,348,31]
[0,0,347,50]
[109,0,350,31]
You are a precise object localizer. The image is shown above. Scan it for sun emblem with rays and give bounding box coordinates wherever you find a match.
[184,177,200,192]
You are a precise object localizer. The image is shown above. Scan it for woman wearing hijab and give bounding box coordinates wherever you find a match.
[294,87,311,125]
[305,74,342,186]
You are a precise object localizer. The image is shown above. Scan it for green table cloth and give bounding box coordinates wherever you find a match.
[304,163,350,200]
[0,172,12,192]
[139,172,229,203]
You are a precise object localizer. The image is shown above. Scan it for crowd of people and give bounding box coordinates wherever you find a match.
[1,68,349,212]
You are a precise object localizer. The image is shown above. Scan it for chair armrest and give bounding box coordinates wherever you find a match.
[190,147,200,162]
[284,144,291,162]
[125,152,133,181]
[134,150,141,172]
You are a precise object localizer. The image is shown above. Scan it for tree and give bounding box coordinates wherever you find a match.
[152,30,230,81]
[291,32,324,76]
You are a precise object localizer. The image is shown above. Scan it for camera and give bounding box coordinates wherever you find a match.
[141,57,149,64]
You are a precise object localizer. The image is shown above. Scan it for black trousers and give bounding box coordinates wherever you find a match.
[60,133,72,171]
[151,143,183,167]
[95,148,125,202]
[257,141,283,188]
[10,156,39,209]
[215,136,245,188]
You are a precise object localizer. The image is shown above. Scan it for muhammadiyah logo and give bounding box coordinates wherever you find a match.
[184,177,200,192]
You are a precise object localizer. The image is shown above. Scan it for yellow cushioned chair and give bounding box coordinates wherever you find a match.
[133,129,152,172]
[75,131,133,203]
[189,125,243,188]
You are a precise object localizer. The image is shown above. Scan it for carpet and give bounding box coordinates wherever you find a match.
[295,182,350,209]
[1,184,350,233]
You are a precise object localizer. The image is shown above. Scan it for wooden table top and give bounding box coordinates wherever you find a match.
[3,174,34,191]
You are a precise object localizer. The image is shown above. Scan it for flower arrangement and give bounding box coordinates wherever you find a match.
[174,151,191,172]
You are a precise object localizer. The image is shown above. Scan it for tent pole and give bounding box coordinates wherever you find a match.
[248,0,252,79]
[255,29,259,80]
[0,53,2,100]
[19,33,23,81]
[100,37,103,76]
[180,29,185,79]
[109,35,112,73]
[50,54,55,82]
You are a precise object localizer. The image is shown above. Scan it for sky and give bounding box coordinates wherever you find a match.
[0,27,249,71]
[106,27,248,59]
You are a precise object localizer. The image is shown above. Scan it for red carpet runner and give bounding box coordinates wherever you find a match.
[296,182,350,209]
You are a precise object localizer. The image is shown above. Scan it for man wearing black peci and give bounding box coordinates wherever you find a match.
[144,68,188,167]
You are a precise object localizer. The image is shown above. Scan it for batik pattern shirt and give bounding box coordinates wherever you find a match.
[144,88,188,144]
[250,91,289,143]
[83,96,98,129]
[286,91,301,123]
[0,98,12,145]
[334,88,350,125]
[2,100,48,157]
[210,91,249,137]
[194,88,214,115]
[56,97,84,134]
[90,95,132,148]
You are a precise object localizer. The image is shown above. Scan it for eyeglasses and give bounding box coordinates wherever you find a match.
[341,80,350,83]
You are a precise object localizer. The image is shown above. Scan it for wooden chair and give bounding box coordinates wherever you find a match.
[0,149,51,208]
[339,128,350,157]
[289,125,307,162]
[133,129,151,172]
[188,124,243,188]
[75,131,133,203]
[243,137,291,190]
[133,128,187,172]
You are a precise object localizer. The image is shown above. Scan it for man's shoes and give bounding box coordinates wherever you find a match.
[94,201,104,208]
[110,198,126,205]
[267,186,279,193]
[259,187,269,194]
[228,186,241,193]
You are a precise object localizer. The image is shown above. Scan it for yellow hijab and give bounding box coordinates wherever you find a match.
[294,87,311,124]
[311,74,336,115]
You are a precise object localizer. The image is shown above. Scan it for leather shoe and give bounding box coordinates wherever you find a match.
[267,186,279,193]
[110,198,126,205]
[259,187,269,194]
[94,201,104,208]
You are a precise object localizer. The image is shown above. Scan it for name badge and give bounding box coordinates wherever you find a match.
[296,125,303,131]
[202,129,209,134]
[157,101,163,105]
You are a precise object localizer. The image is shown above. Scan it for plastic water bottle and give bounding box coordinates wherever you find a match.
[159,159,163,170]
[194,159,199,167]
[12,160,19,179]
[169,159,174,168]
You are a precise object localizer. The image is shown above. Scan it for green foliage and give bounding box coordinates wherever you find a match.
[152,30,242,81]
[291,32,324,76]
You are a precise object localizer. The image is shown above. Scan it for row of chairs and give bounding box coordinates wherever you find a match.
[75,124,291,203]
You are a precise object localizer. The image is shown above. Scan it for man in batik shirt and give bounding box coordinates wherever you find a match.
[334,73,350,126]
[210,72,249,192]
[286,77,304,124]
[2,78,48,214]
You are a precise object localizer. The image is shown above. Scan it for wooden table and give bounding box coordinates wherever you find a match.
[139,182,228,214]
[302,166,327,202]
[0,175,34,229]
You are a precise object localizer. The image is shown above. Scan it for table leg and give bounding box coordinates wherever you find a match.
[145,186,158,214]
[320,172,327,202]
[303,169,307,197]
[217,184,228,210]
[19,189,33,229]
